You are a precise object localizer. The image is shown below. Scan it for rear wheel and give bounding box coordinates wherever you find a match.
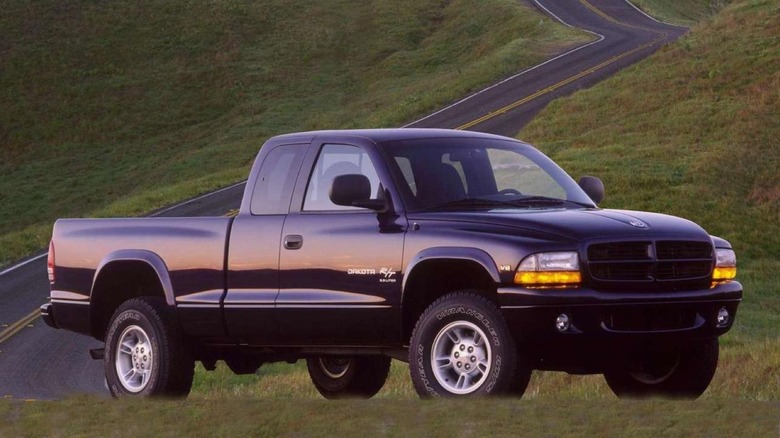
[104,297,194,398]
[409,291,519,397]
[604,338,719,399]
[306,355,391,399]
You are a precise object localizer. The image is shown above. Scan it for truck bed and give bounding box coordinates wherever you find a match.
[50,217,232,336]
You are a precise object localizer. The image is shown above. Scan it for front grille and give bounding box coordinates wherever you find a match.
[657,241,712,260]
[588,241,651,261]
[656,261,713,280]
[587,240,714,291]
[589,262,652,281]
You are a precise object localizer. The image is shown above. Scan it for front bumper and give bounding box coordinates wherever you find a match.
[499,280,742,344]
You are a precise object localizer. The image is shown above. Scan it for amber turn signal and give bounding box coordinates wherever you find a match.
[713,248,737,282]
[712,266,737,281]
[514,271,582,285]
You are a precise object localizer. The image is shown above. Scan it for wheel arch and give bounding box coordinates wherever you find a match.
[401,247,501,342]
[89,250,175,340]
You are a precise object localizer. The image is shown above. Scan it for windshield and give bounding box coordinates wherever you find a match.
[379,137,595,212]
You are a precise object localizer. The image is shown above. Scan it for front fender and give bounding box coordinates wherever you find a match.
[710,235,732,249]
[402,246,501,293]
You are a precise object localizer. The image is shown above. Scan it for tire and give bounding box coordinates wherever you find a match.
[510,351,532,397]
[409,291,518,397]
[604,338,719,399]
[306,355,391,399]
[104,297,195,398]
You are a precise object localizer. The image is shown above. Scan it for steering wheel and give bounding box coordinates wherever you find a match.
[498,188,522,196]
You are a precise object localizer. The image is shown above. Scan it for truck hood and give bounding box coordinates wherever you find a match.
[408,208,712,242]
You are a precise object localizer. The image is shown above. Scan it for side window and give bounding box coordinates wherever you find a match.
[250,144,307,215]
[304,144,381,211]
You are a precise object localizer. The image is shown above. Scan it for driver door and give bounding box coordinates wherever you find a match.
[276,143,405,345]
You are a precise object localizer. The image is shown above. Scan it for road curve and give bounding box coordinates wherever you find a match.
[407,0,686,134]
[0,0,685,399]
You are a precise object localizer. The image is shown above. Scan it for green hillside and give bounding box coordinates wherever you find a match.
[521,0,779,398]
[0,0,587,266]
[631,0,731,24]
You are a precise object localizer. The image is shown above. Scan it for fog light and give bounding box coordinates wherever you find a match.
[717,307,730,327]
[556,314,571,332]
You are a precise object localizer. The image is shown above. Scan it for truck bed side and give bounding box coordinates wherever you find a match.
[50,217,232,338]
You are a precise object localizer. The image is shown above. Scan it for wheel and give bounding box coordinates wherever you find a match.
[306,355,391,399]
[104,297,194,398]
[604,338,719,399]
[409,291,518,397]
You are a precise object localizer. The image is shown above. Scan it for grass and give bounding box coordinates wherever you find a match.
[629,0,732,24]
[1,397,778,436]
[0,0,587,267]
[519,0,780,400]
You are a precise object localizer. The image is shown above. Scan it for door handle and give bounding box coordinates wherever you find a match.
[283,234,303,250]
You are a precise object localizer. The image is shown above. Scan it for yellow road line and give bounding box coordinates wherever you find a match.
[580,0,622,26]
[580,0,664,33]
[455,0,667,131]
[0,309,40,345]
[456,36,662,130]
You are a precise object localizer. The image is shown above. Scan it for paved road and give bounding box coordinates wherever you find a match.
[408,0,685,134]
[0,0,685,399]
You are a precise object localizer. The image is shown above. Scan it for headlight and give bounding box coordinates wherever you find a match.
[713,248,737,281]
[514,251,581,287]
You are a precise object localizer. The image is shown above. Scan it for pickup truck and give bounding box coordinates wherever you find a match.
[41,129,742,399]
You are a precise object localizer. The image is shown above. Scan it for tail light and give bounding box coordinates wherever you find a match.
[47,240,55,284]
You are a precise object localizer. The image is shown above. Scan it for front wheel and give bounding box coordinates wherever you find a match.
[104,297,194,398]
[409,291,519,397]
[306,355,391,399]
[604,338,719,399]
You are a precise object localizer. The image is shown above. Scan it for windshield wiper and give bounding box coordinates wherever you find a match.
[508,196,594,208]
[424,196,592,211]
[512,196,593,208]
[507,196,565,205]
[424,197,521,211]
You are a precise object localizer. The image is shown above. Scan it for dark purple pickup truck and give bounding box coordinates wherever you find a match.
[42,129,742,399]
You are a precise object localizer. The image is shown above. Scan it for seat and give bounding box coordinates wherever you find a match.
[417,163,466,206]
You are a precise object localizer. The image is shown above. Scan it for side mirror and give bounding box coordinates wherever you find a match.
[330,174,387,211]
[578,176,605,205]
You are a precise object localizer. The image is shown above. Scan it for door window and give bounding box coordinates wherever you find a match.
[303,144,381,211]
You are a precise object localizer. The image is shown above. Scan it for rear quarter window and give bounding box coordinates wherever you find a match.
[250,144,307,215]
